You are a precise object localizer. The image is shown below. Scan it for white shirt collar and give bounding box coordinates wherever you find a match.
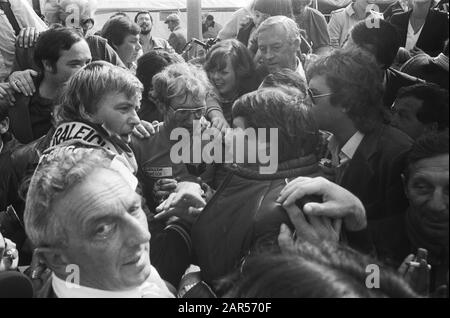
[328,132,365,166]
[52,266,175,298]
[295,57,306,81]
[0,141,3,154]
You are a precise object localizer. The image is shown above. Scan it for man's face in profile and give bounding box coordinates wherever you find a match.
[53,168,152,291]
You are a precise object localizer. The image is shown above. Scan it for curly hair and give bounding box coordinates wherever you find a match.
[152,63,213,110]
[306,49,385,134]
[204,39,257,97]
[219,241,419,298]
[54,61,143,125]
[24,147,114,248]
[232,88,319,162]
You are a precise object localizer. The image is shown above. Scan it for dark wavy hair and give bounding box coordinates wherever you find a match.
[232,88,319,162]
[219,241,419,298]
[204,39,257,97]
[397,83,449,131]
[306,49,385,134]
[34,25,84,73]
[405,131,449,181]
[349,19,401,70]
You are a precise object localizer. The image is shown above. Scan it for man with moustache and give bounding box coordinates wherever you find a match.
[134,11,175,55]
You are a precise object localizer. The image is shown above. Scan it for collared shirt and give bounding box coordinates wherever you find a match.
[51,266,175,298]
[296,57,306,83]
[140,33,176,54]
[405,21,425,51]
[328,131,365,167]
[328,4,382,48]
[0,0,47,81]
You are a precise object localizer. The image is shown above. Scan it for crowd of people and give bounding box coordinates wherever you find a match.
[0,0,448,298]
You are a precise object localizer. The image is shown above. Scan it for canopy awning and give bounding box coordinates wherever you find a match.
[95,0,251,13]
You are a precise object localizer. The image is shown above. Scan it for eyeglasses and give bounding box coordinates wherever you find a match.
[308,88,334,104]
[168,106,206,119]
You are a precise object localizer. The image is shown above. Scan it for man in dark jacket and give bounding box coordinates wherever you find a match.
[307,49,413,224]
[189,88,323,284]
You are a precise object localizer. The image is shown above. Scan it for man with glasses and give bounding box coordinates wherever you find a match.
[306,48,413,227]
[131,63,212,212]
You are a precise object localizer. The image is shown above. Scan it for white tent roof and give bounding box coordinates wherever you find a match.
[96,0,250,13]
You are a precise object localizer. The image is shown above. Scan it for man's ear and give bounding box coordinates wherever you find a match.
[42,60,55,74]
[401,173,409,199]
[0,117,9,135]
[35,247,71,275]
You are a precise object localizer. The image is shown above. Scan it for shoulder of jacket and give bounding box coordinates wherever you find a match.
[330,8,346,15]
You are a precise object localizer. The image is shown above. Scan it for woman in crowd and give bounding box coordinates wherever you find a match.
[204,39,259,124]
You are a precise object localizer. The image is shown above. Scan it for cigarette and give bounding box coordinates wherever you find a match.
[408,261,432,270]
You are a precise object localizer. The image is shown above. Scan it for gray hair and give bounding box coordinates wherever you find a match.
[24,147,114,248]
[256,15,301,44]
[151,63,213,110]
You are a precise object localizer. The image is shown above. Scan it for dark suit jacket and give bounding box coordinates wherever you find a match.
[339,125,413,222]
[390,9,449,57]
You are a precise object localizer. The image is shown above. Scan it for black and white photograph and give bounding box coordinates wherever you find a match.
[0,0,448,301]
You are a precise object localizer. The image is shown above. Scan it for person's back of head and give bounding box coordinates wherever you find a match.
[232,88,319,163]
[347,19,401,70]
[220,241,419,298]
[396,83,449,133]
[260,68,307,98]
[136,51,184,101]
[253,0,294,18]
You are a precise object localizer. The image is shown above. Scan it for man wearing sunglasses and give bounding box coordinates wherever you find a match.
[306,48,413,229]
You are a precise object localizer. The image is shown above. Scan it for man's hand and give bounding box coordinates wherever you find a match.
[155,182,207,225]
[399,249,431,296]
[0,82,16,106]
[153,178,179,203]
[277,177,367,232]
[8,70,38,97]
[132,120,157,139]
[17,27,41,49]
[0,232,19,272]
[278,203,342,254]
[210,115,229,135]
